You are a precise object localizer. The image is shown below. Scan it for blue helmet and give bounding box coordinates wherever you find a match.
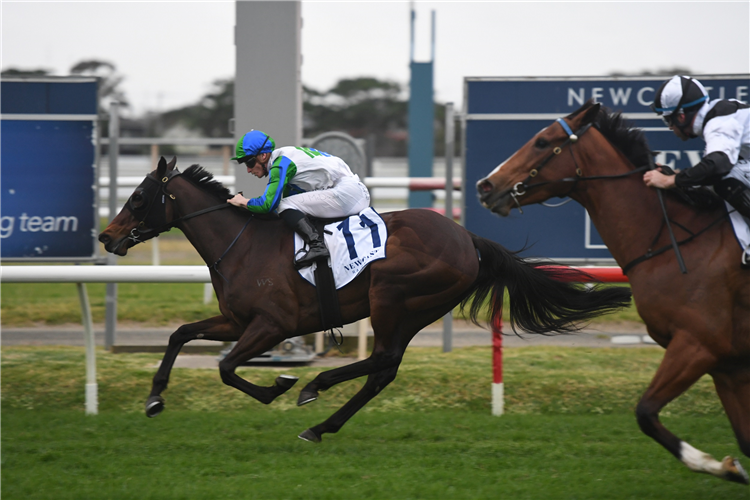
[231,130,276,162]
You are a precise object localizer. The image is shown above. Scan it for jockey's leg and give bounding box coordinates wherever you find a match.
[278,180,369,268]
[715,162,750,268]
[279,208,330,268]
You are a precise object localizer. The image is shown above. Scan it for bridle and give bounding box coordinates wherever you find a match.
[124,169,231,245]
[121,167,254,283]
[507,118,650,213]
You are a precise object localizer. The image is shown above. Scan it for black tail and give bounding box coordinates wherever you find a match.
[462,234,632,334]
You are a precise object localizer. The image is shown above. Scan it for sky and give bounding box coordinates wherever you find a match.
[2,0,749,117]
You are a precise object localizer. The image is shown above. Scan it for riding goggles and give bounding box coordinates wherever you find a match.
[237,134,270,168]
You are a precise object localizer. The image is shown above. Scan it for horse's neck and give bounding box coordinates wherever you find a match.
[171,184,254,266]
[571,147,667,269]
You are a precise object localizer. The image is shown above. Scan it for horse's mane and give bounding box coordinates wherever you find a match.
[589,106,723,211]
[182,164,232,201]
[592,107,653,169]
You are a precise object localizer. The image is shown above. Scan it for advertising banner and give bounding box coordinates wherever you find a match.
[1,77,99,260]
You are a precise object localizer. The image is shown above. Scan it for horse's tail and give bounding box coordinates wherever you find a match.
[463,234,632,334]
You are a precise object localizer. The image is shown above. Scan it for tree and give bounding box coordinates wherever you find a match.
[70,59,129,110]
[304,77,409,156]
[156,78,234,137]
[1,68,51,77]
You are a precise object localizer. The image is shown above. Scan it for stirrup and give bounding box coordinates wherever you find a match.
[294,246,330,270]
[742,248,750,270]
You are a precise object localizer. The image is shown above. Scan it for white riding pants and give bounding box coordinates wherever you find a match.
[278,176,371,218]
[724,158,750,188]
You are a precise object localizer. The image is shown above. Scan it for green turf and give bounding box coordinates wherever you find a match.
[2,410,743,500]
[0,280,642,327]
[1,346,721,416]
[3,345,747,498]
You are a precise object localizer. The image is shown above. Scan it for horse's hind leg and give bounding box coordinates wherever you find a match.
[296,351,402,406]
[298,364,401,443]
[147,315,239,417]
[711,371,750,483]
[218,315,299,405]
[635,332,747,483]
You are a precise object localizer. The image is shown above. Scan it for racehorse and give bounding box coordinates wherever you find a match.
[99,156,630,443]
[476,100,750,485]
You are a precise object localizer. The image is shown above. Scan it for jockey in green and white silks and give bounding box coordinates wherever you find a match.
[227,130,370,268]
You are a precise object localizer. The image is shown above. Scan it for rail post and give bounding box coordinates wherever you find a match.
[77,282,98,415]
[443,102,455,352]
[492,313,504,416]
[105,102,120,350]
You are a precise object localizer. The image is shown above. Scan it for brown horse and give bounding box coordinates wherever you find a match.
[99,156,630,443]
[476,100,750,485]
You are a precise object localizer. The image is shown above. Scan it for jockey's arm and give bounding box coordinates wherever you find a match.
[644,152,733,189]
[674,151,733,188]
[245,156,298,214]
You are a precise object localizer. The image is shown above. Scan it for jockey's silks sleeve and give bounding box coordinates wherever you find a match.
[246,156,298,214]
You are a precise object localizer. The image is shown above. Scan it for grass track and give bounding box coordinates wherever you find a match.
[2,410,743,500]
[2,346,746,498]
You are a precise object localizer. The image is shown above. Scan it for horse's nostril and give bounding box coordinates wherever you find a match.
[98,233,110,244]
[478,179,493,194]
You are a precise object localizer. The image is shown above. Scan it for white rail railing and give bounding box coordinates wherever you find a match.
[99,176,461,190]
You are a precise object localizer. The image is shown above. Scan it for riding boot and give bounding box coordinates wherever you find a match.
[714,177,750,269]
[293,217,330,268]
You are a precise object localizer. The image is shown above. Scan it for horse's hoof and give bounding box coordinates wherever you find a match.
[298,428,322,443]
[722,456,750,485]
[275,375,299,391]
[297,389,318,406]
[145,396,165,418]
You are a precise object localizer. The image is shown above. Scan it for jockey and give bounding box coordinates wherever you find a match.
[643,75,750,267]
[227,130,371,268]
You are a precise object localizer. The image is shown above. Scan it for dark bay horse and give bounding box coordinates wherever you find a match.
[476,100,750,485]
[99,156,630,443]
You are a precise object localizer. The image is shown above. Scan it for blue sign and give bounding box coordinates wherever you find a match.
[1,78,99,260]
[463,75,750,262]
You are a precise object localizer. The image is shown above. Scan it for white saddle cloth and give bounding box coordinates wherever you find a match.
[295,207,387,289]
[727,201,750,251]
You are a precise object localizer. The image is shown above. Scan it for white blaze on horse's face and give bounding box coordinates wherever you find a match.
[486,159,509,178]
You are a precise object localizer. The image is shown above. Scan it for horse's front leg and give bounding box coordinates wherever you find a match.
[218,315,298,405]
[146,315,240,417]
[636,330,748,484]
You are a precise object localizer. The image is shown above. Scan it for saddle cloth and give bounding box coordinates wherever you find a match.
[727,202,750,251]
[295,207,387,289]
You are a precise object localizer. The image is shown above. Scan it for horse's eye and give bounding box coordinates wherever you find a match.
[131,192,145,208]
[535,138,550,149]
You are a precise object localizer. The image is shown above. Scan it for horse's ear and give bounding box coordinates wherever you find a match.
[167,156,177,171]
[157,156,168,178]
[566,99,594,120]
[567,100,601,128]
[578,102,602,126]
